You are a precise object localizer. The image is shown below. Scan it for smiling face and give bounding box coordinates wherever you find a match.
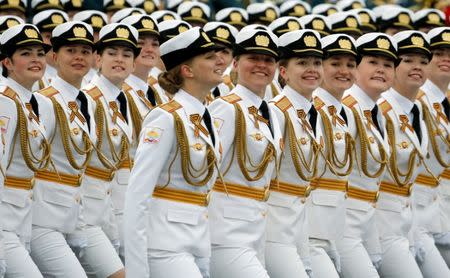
[54,44,93,88]
[427,48,450,85]
[97,45,135,86]
[321,54,357,98]
[394,53,429,96]
[3,45,46,90]
[215,46,233,71]
[356,55,395,100]
[279,56,323,99]
[233,53,277,97]
[187,50,225,88]
[135,34,160,70]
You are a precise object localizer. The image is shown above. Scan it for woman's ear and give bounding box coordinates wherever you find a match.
[279,65,288,82]
[180,64,194,78]
[2,58,12,72]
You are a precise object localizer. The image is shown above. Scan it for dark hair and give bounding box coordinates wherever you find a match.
[277,58,288,88]
[158,64,184,95]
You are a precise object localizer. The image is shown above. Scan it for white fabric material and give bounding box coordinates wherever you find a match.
[210,246,269,278]
[414,230,450,278]
[336,236,380,278]
[309,239,339,278]
[148,250,206,278]
[265,242,308,278]
[378,237,423,278]
[30,227,87,278]
[3,231,42,278]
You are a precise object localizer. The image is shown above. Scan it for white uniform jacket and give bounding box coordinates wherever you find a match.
[0,78,54,239]
[208,84,282,252]
[376,88,428,239]
[32,76,96,233]
[267,85,322,255]
[414,80,450,234]
[80,74,134,232]
[308,87,356,241]
[124,89,220,278]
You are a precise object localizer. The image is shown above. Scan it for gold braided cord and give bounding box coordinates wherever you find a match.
[10,97,51,171]
[385,114,418,187]
[419,99,450,168]
[283,110,319,181]
[94,99,129,170]
[234,103,276,181]
[123,90,143,141]
[350,107,388,178]
[50,97,93,170]
[172,112,216,187]
[318,109,354,176]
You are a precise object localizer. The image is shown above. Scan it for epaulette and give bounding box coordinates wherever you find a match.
[39,86,59,98]
[221,93,241,104]
[86,87,103,100]
[122,82,132,93]
[148,76,158,86]
[222,75,235,91]
[2,87,16,99]
[313,96,325,111]
[274,96,292,112]
[159,100,182,113]
[342,95,357,108]
[379,100,392,115]
[416,90,425,100]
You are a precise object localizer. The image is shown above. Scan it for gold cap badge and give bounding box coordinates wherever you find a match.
[293,5,305,16]
[442,32,450,42]
[327,8,337,16]
[8,0,19,6]
[216,27,230,39]
[377,38,390,49]
[142,19,154,29]
[191,7,203,18]
[163,15,175,21]
[91,16,103,28]
[398,13,410,25]
[338,38,352,49]
[6,19,19,28]
[51,14,64,24]
[255,35,270,47]
[72,0,82,7]
[25,28,38,39]
[144,1,155,13]
[49,0,59,5]
[178,25,188,33]
[114,0,125,6]
[312,19,325,30]
[304,35,317,47]
[230,12,242,23]
[287,20,300,31]
[346,17,358,28]
[359,13,370,24]
[352,2,363,8]
[116,27,130,39]
[265,9,276,21]
[411,36,424,47]
[427,13,440,23]
[73,26,87,38]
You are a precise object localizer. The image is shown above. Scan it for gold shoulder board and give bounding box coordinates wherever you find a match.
[221,93,241,104]
[39,86,59,97]
[379,100,392,115]
[274,96,292,112]
[2,87,16,99]
[159,100,182,113]
[313,96,325,110]
[122,82,132,93]
[342,94,357,108]
[86,87,103,100]
[148,76,158,86]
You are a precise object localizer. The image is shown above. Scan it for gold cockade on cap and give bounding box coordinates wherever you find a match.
[427,13,440,23]
[398,13,410,25]
[338,38,352,49]
[312,19,324,30]
[230,12,242,22]
[25,28,39,39]
[304,35,317,47]
[163,14,175,21]
[114,0,125,6]
[287,20,300,31]
[178,25,188,33]
[142,18,154,29]
[49,0,59,5]
[144,1,155,13]
[411,36,424,47]
[52,14,64,24]
[255,35,270,47]
[265,8,276,21]
[216,27,230,39]
[72,0,82,7]
[191,7,203,18]
[73,26,87,38]
[377,38,390,49]
[8,0,19,6]
[294,5,305,16]
[91,16,104,28]
[6,19,19,28]
[116,27,130,38]
[346,17,358,28]
[359,13,370,24]
[442,32,450,42]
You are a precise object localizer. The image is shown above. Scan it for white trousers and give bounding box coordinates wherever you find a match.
[265,242,308,278]
[76,226,123,278]
[415,231,450,278]
[436,244,450,268]
[309,239,339,278]
[30,227,87,278]
[336,237,379,278]
[378,237,423,278]
[3,231,42,278]
[148,249,207,278]
[210,246,269,278]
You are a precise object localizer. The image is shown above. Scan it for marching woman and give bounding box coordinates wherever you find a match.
[375,30,430,278]
[266,29,324,278]
[309,33,358,278]
[421,27,450,268]
[0,23,53,277]
[81,23,139,262]
[124,27,223,278]
[411,27,450,277]
[338,33,398,278]
[30,21,96,278]
[208,27,283,278]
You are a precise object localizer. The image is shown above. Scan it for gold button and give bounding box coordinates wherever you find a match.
[72,128,79,135]
[369,136,375,144]
[335,132,342,140]
[111,129,119,136]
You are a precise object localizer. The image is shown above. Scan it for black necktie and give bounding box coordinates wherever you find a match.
[77,91,90,132]
[212,87,221,98]
[146,86,156,107]
[202,108,215,146]
[371,105,383,137]
[259,100,273,137]
[339,107,348,125]
[117,91,128,123]
[411,104,422,144]
[308,105,317,136]
[442,98,450,121]
[30,94,39,119]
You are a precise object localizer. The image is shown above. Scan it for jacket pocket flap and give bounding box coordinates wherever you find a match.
[43,189,74,208]
[311,192,339,207]
[167,208,199,225]
[223,205,258,221]
[1,188,28,208]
